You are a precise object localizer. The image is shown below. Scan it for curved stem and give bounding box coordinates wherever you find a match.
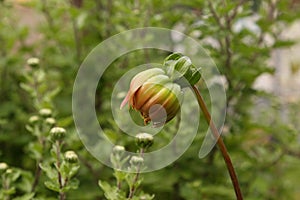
[192,85,243,200]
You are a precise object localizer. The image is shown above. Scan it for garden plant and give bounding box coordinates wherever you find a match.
[1,0,300,199]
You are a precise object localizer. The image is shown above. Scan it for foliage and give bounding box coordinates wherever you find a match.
[0,0,300,199]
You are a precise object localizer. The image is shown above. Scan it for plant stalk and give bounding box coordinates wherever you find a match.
[192,85,243,200]
[56,141,65,200]
[128,148,144,199]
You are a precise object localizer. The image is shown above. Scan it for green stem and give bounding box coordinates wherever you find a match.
[56,141,65,200]
[192,85,243,200]
[128,148,144,199]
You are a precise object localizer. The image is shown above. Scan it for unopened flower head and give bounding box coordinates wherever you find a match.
[65,151,78,163]
[112,145,125,154]
[50,127,66,141]
[121,68,182,126]
[29,115,39,125]
[39,108,52,118]
[135,133,154,149]
[45,117,56,126]
[130,156,144,166]
[0,162,8,171]
[27,57,40,68]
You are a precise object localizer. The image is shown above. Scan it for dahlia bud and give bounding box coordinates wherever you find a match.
[64,151,78,163]
[135,133,154,149]
[120,68,182,126]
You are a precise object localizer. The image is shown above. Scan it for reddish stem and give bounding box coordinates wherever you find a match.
[192,85,243,200]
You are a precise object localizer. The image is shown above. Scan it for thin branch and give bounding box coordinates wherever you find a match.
[227,0,246,27]
[207,1,224,29]
[31,159,42,192]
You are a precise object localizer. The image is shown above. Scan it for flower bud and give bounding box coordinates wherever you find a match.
[0,162,8,172]
[130,156,144,166]
[50,127,66,141]
[5,169,13,174]
[64,151,78,163]
[112,145,125,154]
[27,57,40,68]
[29,115,39,125]
[121,68,182,126]
[39,108,52,118]
[164,53,201,86]
[45,117,56,127]
[135,133,154,149]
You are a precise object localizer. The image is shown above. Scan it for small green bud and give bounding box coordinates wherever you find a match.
[64,151,78,163]
[45,117,56,126]
[164,53,201,87]
[0,162,8,171]
[39,108,52,118]
[27,57,40,68]
[29,115,39,125]
[130,156,144,166]
[135,133,154,149]
[50,127,66,141]
[113,145,125,154]
[5,169,13,174]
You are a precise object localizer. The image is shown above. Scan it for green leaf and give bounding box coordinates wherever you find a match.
[20,83,34,94]
[63,178,79,192]
[39,163,57,180]
[273,40,295,48]
[12,193,35,200]
[44,181,60,192]
[98,181,126,200]
[2,187,16,195]
[60,161,79,178]
[28,142,43,160]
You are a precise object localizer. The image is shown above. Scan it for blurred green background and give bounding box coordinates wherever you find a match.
[1,0,300,199]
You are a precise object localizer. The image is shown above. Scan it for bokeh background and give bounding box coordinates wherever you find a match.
[1,0,300,199]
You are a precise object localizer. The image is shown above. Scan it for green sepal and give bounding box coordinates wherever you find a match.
[163,53,201,87]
